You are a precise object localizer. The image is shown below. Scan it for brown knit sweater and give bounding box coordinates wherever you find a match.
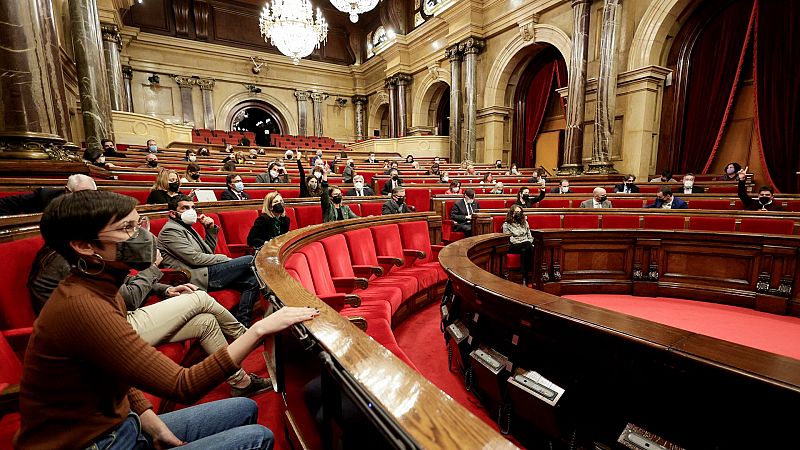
[15,271,239,449]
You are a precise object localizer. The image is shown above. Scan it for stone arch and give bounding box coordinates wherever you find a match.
[628,0,695,70]
[483,24,571,109]
[217,91,297,135]
[367,92,390,135]
[411,68,451,128]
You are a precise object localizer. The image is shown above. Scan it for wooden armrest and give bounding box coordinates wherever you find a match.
[346,316,368,332]
[317,294,346,311]
[332,277,369,292]
[403,249,426,259]
[159,268,191,286]
[344,294,361,308]
[377,256,404,267]
[352,265,383,277]
[0,383,19,417]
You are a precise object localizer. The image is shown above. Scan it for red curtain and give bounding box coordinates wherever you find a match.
[523,61,556,167]
[678,0,755,174]
[753,0,800,193]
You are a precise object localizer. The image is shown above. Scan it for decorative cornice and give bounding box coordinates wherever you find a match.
[196,78,215,90]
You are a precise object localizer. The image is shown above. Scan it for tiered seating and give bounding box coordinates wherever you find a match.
[270,134,347,152]
[191,129,256,146]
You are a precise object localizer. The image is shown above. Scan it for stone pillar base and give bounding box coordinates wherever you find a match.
[584,161,619,175]
[556,163,585,176]
[0,132,79,161]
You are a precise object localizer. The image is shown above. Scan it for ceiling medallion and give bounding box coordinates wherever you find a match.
[329,0,380,23]
[259,0,328,65]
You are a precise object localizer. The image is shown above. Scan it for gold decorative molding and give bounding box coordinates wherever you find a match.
[518,13,540,42]
[0,132,79,161]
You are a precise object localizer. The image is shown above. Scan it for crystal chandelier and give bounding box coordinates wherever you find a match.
[330,0,380,23]
[260,0,328,65]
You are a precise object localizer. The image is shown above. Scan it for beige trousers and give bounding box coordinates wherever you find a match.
[127,291,248,384]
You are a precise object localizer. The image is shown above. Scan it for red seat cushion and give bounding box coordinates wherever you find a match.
[506,253,521,269]
[217,209,259,256]
[602,215,640,229]
[293,206,322,228]
[208,289,241,311]
[528,215,561,229]
[285,253,316,292]
[538,199,570,208]
[371,224,436,288]
[642,215,686,230]
[360,202,383,217]
[688,217,736,232]
[0,236,43,329]
[739,218,795,235]
[687,199,731,210]
[405,188,431,212]
[298,242,338,296]
[563,214,599,229]
[611,198,646,208]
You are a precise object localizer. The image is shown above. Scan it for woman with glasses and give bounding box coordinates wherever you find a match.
[147,168,182,205]
[247,192,290,249]
[17,190,318,449]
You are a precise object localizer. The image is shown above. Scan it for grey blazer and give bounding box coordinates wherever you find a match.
[579,199,613,208]
[157,218,230,290]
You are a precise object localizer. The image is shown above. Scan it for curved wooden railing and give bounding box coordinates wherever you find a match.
[255,213,515,449]
[439,232,800,448]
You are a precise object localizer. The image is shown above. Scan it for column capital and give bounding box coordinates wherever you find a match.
[393,73,413,86]
[173,75,196,88]
[100,23,121,45]
[444,45,462,61]
[294,90,311,101]
[384,78,397,90]
[352,95,368,105]
[459,37,485,55]
[196,78,215,90]
[571,0,592,6]
[121,65,133,79]
[310,91,329,103]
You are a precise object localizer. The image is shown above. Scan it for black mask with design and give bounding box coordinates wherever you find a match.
[395,197,405,205]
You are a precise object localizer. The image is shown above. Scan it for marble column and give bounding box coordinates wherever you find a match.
[445,45,463,163]
[197,78,216,130]
[100,23,124,111]
[558,0,591,176]
[386,79,398,138]
[352,95,368,141]
[460,37,484,163]
[0,0,76,160]
[174,76,196,125]
[586,0,621,174]
[310,92,328,137]
[395,74,412,138]
[122,65,134,112]
[69,0,115,158]
[295,90,310,136]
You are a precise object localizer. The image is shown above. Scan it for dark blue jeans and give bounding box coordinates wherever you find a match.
[207,255,260,327]
[86,398,273,449]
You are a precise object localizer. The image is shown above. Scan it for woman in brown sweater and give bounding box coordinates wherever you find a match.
[15,190,317,449]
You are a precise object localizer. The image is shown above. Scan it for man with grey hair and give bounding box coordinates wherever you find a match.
[0,174,97,216]
[580,187,613,208]
[345,174,375,196]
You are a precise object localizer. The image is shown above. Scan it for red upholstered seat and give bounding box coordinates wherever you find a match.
[218,209,259,257]
[528,215,561,229]
[784,200,800,212]
[0,333,22,444]
[284,252,351,311]
[492,216,506,233]
[347,203,362,216]
[344,228,420,299]
[116,190,150,205]
[371,224,437,288]
[563,214,599,229]
[284,207,298,230]
[538,199,571,209]
[0,236,43,331]
[611,198,646,208]
[638,185,659,193]
[688,216,736,232]
[740,218,795,235]
[480,199,506,210]
[688,199,732,210]
[642,215,686,230]
[397,221,447,283]
[602,215,640,229]
[360,202,383,217]
[293,206,322,228]
[405,188,431,212]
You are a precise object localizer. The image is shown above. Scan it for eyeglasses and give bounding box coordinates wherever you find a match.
[102,216,150,239]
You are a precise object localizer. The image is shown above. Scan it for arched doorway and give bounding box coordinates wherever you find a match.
[375,104,390,138]
[227,100,287,147]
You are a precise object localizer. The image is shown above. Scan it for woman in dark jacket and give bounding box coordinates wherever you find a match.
[298,151,324,197]
[247,192,291,248]
[514,186,546,207]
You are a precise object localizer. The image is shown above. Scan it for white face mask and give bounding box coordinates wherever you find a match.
[354,182,364,189]
[442,177,449,182]
[314,172,322,179]
[561,186,569,193]
[270,170,279,178]
[188,155,196,162]
[180,208,197,225]
[684,180,694,188]
[97,156,106,164]
[511,168,518,174]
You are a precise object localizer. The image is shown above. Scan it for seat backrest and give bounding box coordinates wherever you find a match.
[538,199,570,209]
[688,216,736,232]
[347,203,362,216]
[284,207,298,231]
[492,215,506,233]
[320,235,356,278]
[739,218,795,235]
[294,205,322,228]
[360,202,383,217]
[284,253,316,292]
[563,214,599,229]
[0,236,43,329]
[528,214,561,229]
[218,209,259,248]
[687,199,731,210]
[344,228,380,267]
[298,242,337,296]
[602,215,640,229]
[405,188,431,212]
[642,215,686,230]
[479,199,506,210]
[784,200,800,212]
[371,224,405,274]
[397,221,434,263]
[0,333,22,386]
[611,198,646,208]
[116,190,150,205]
[198,213,231,256]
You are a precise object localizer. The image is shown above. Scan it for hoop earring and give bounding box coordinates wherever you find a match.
[77,253,105,276]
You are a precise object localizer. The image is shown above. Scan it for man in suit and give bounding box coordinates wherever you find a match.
[158,195,261,327]
[737,166,783,211]
[0,174,96,216]
[346,175,375,196]
[365,152,377,163]
[381,169,403,195]
[550,179,572,194]
[382,187,415,215]
[645,187,688,209]
[383,161,400,175]
[679,173,705,194]
[580,187,613,208]
[450,188,480,236]
[613,175,640,193]
[220,173,250,200]
[255,162,289,183]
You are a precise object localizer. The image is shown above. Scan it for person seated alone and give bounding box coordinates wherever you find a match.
[365,152,377,163]
[383,161,400,175]
[184,149,197,162]
[613,175,640,193]
[382,169,403,195]
[680,173,705,194]
[346,175,375,196]
[450,188,480,237]
[256,162,289,183]
[321,173,359,222]
[159,195,261,326]
[502,205,533,286]
[181,163,202,183]
[0,174,96,216]
[448,179,462,195]
[481,173,494,185]
[145,138,159,153]
[382,187,415,215]
[515,186,546,208]
[247,192,290,249]
[221,173,250,201]
[737,166,783,211]
[490,182,505,195]
[528,169,543,184]
[439,172,451,184]
[645,187,687,209]
[146,168,182,205]
[298,151,324,197]
[427,163,441,176]
[139,153,159,169]
[102,138,126,158]
[580,188,613,208]
[342,158,356,183]
[550,179,572,194]
[720,162,742,181]
[650,169,677,183]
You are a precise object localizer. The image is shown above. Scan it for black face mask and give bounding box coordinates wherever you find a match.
[147,160,158,168]
[272,203,285,214]
[392,175,399,181]
[522,194,530,201]
[189,173,200,180]
[599,196,608,203]
[759,196,771,205]
[349,162,355,167]
[395,197,405,205]
[513,212,523,221]
[114,229,157,271]
[531,177,539,182]
[331,195,342,204]
[168,182,180,193]
[496,163,502,168]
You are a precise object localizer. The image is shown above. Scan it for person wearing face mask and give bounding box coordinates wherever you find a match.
[450,189,480,237]
[680,173,705,194]
[383,161,400,175]
[0,174,96,217]
[256,162,289,184]
[102,138,126,158]
[342,158,356,183]
[495,160,503,169]
[645,187,687,209]
[439,172,450,184]
[297,151,324,197]
[247,192,291,248]
[720,162,742,181]
[650,169,677,183]
[737,166,783,211]
[502,205,533,286]
[145,138,158,153]
[506,164,520,176]
[198,147,210,157]
[139,153,159,169]
[550,179,572,194]
[146,168,182,205]
[406,155,415,164]
[321,172,359,222]
[580,187,613,208]
[381,169,403,195]
[83,148,117,169]
[184,149,197,162]
[221,174,250,201]
[447,179,462,194]
[427,163,441,176]
[181,163,202,183]
[528,170,543,184]
[382,187,415,215]
[490,181,505,195]
[345,175,375,196]
[365,153,377,163]
[481,173,495,184]
[20,190,318,449]
[613,175,640,193]
[515,185,546,207]
[311,150,324,167]
[284,149,295,161]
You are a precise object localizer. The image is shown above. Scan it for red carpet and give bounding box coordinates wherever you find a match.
[564,294,800,360]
